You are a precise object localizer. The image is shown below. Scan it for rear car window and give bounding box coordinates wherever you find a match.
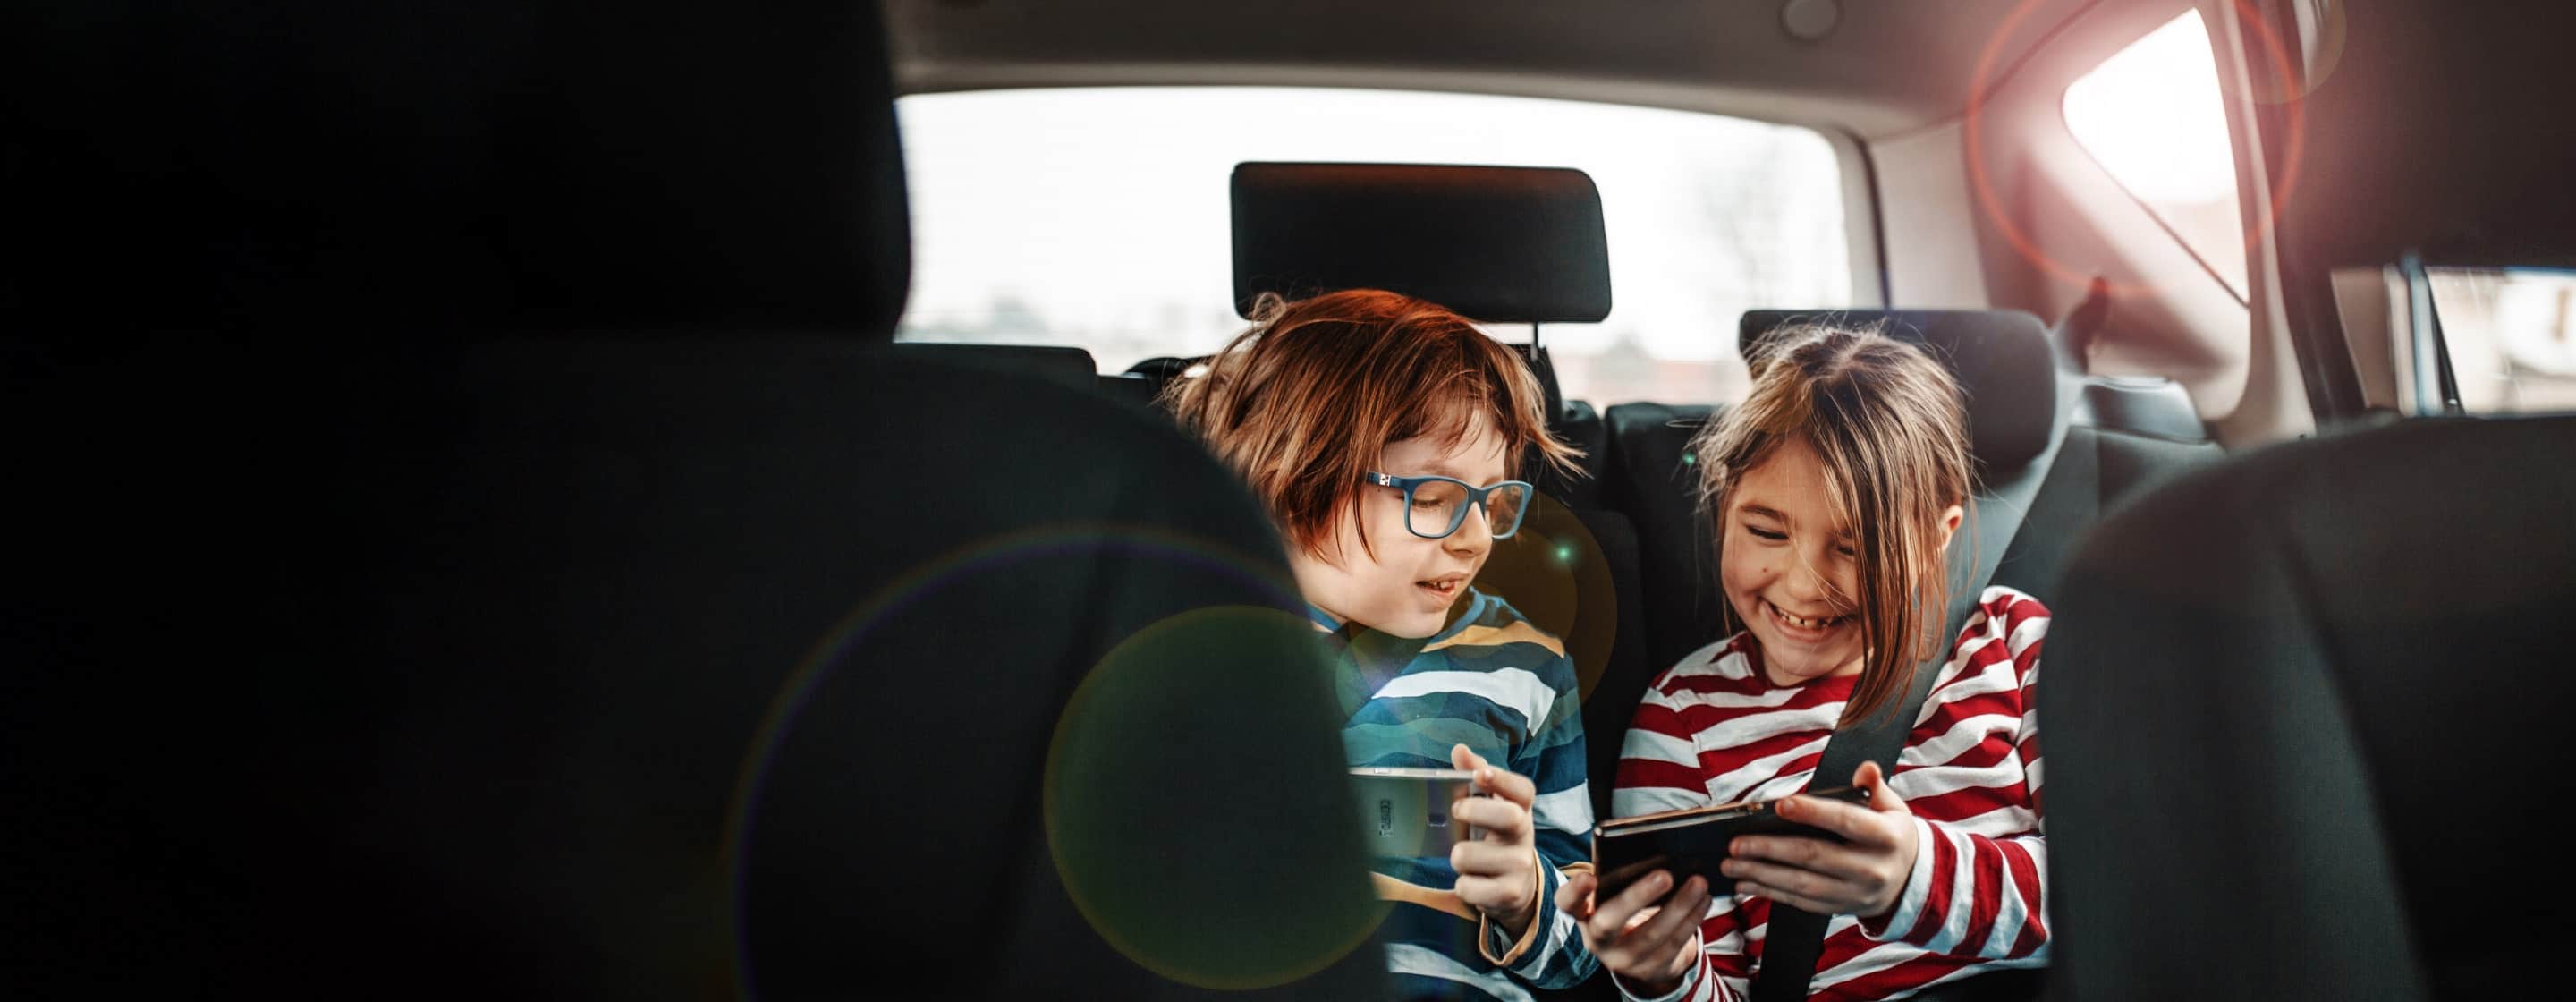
[894,87,1852,404]
[2424,267,2576,414]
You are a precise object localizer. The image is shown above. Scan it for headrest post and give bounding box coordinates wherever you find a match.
[1531,322,1545,352]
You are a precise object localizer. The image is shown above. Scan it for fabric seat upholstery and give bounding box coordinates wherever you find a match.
[6,2,1384,998]
[2044,416,2576,1001]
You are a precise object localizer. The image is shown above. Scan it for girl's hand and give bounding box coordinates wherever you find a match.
[1447,744,1543,938]
[1555,867,1707,998]
[1722,760,1919,918]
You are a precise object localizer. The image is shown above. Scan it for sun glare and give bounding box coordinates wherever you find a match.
[2063,12,2237,205]
[2062,11,2247,293]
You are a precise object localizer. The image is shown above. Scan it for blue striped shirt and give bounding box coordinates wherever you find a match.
[1318,589,1599,1000]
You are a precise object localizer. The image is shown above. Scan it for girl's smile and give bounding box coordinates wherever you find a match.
[1722,434,1869,685]
[1760,596,1852,642]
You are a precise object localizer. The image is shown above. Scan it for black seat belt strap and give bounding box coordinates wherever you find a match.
[1748,427,2059,1002]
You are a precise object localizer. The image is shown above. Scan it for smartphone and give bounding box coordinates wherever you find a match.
[1348,766,1486,859]
[1591,785,1872,901]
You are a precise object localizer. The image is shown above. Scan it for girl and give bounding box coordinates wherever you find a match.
[1560,324,2048,1001]
[1165,289,1599,1000]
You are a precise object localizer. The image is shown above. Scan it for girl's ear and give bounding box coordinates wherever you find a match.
[1935,503,1966,554]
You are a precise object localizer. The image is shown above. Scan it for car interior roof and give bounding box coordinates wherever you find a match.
[888,0,2127,137]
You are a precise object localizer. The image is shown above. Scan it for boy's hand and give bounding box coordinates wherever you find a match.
[1555,868,1707,998]
[1720,760,1919,918]
[1447,743,1543,939]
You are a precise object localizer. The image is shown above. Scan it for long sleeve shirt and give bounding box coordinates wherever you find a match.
[1609,587,2050,1002]
[1324,588,1600,1000]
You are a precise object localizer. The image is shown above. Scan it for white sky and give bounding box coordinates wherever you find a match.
[2059,10,2250,297]
[2063,12,2237,207]
[893,87,1852,375]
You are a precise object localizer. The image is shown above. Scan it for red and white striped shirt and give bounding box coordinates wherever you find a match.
[1611,587,2048,1002]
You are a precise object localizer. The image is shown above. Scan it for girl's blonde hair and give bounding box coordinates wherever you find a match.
[1164,289,1582,564]
[1690,322,1974,726]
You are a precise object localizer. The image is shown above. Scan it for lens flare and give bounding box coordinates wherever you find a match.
[1475,491,1619,701]
[718,525,1303,998]
[2245,0,2345,106]
[1967,0,2307,299]
[1045,606,1383,989]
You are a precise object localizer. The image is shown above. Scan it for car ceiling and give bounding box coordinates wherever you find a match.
[889,0,2128,139]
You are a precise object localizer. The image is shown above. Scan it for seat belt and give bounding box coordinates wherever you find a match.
[1748,426,2060,1002]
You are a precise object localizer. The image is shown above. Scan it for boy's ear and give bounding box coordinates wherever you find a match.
[1935,504,1966,554]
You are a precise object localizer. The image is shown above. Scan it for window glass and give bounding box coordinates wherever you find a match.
[2062,11,2248,298]
[2425,268,2576,414]
[894,88,1851,404]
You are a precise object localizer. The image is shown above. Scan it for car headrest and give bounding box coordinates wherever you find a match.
[1230,163,1612,323]
[1740,310,2059,472]
[2275,2,2576,270]
[897,344,1099,388]
[11,0,909,337]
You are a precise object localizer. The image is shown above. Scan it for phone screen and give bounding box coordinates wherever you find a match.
[1349,767,1484,858]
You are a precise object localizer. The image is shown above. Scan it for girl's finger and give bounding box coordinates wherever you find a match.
[1630,876,1709,949]
[1774,792,1894,845]
[1855,760,1911,815]
[1735,880,1833,916]
[1556,870,1597,920]
[1729,834,1874,881]
[1587,869,1673,942]
[1723,857,1842,904]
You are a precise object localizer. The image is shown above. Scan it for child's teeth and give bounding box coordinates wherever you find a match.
[1774,602,1831,628]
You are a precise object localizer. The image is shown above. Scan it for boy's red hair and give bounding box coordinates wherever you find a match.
[1165,289,1581,564]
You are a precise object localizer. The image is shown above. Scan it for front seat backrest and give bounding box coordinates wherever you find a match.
[6,2,1382,998]
[2044,416,2576,1001]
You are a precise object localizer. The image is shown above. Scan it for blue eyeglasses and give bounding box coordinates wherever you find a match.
[1361,472,1537,539]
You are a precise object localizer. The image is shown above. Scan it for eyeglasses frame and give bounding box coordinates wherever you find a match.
[1359,471,1538,539]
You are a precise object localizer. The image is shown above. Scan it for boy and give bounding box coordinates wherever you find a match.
[1167,289,1598,999]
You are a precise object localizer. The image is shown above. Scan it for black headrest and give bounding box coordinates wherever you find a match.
[9,0,909,336]
[898,344,1098,388]
[1740,310,2059,471]
[2270,2,2576,267]
[1230,163,1612,323]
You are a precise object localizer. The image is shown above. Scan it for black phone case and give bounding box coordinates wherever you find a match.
[1591,786,1871,901]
